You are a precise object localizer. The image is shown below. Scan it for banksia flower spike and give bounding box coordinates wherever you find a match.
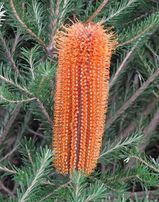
[53,21,117,175]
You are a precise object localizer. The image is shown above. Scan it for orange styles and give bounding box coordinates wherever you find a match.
[53,21,117,175]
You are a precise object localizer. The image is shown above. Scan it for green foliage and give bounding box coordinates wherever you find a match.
[119,11,159,45]
[0,0,159,201]
[104,0,138,24]
[14,146,52,202]
[67,171,107,202]
[100,130,143,161]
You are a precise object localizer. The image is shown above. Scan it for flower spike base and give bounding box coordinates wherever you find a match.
[53,21,117,175]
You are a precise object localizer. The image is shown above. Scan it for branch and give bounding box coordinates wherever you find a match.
[0,103,21,142]
[130,155,159,173]
[19,149,52,202]
[140,108,159,152]
[50,0,60,36]
[11,31,21,55]
[36,98,52,125]
[38,181,70,202]
[0,95,36,103]
[118,24,155,47]
[106,67,159,129]
[86,0,109,22]
[130,190,159,201]
[0,75,32,95]
[108,189,159,201]
[109,44,137,88]
[0,111,31,162]
[0,76,51,125]
[118,99,157,138]
[105,0,137,23]
[0,34,20,74]
[47,0,62,57]
[150,0,159,3]
[0,180,15,197]
[9,0,47,51]
[27,128,44,138]
[0,141,20,162]
[0,166,16,174]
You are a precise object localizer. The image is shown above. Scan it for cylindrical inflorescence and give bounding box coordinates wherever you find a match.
[53,21,117,175]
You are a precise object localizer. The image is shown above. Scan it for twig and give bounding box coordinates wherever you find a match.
[0,166,16,174]
[26,146,33,165]
[130,155,159,173]
[0,34,20,74]
[150,0,159,3]
[0,95,37,103]
[12,183,19,195]
[0,75,52,125]
[106,189,159,201]
[106,67,159,129]
[36,98,52,125]
[124,12,150,27]
[51,0,60,36]
[0,75,32,95]
[109,44,137,88]
[118,99,157,138]
[104,0,136,23]
[0,103,21,142]
[130,190,159,200]
[49,0,54,17]
[0,111,31,162]
[47,0,61,57]
[118,24,154,47]
[119,122,136,138]
[11,31,21,55]
[9,0,47,51]
[86,0,109,22]
[0,180,15,197]
[0,142,20,162]
[27,128,44,138]
[38,181,71,202]
[140,109,159,152]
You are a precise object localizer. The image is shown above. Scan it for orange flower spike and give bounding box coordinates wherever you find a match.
[53,21,117,175]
